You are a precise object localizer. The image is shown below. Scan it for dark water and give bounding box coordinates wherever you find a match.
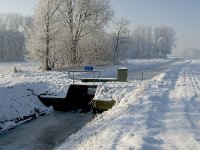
[0,112,95,150]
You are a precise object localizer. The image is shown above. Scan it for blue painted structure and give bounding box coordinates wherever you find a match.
[84,66,93,71]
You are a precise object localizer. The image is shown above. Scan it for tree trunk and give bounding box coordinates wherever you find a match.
[113,31,120,64]
[45,19,50,71]
[70,39,78,65]
[45,40,50,71]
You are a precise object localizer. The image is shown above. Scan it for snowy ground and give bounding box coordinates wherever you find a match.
[2,58,200,150]
[55,59,200,150]
[0,59,173,132]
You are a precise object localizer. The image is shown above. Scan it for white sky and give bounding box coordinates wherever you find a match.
[0,0,37,15]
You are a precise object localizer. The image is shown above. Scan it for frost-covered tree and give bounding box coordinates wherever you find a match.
[154,26,176,58]
[111,17,130,64]
[21,16,33,38]
[132,26,154,58]
[59,0,113,65]
[130,25,176,58]
[78,30,112,65]
[25,0,61,70]
[25,0,113,68]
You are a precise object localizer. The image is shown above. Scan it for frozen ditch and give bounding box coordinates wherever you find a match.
[0,112,95,150]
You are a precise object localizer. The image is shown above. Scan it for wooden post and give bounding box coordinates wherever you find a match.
[142,71,143,81]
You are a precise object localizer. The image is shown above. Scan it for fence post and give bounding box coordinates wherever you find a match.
[142,71,143,81]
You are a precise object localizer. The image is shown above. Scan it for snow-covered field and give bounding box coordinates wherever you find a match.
[2,58,200,149]
[55,59,200,150]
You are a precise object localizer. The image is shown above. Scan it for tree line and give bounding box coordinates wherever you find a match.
[0,14,31,61]
[129,25,176,59]
[0,0,176,70]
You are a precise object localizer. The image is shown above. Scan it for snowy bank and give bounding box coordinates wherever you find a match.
[56,59,200,150]
[0,69,72,132]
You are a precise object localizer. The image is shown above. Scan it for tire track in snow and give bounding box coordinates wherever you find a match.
[140,61,186,150]
[183,61,200,143]
[159,60,200,149]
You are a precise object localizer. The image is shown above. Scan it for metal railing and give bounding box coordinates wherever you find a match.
[68,70,101,84]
